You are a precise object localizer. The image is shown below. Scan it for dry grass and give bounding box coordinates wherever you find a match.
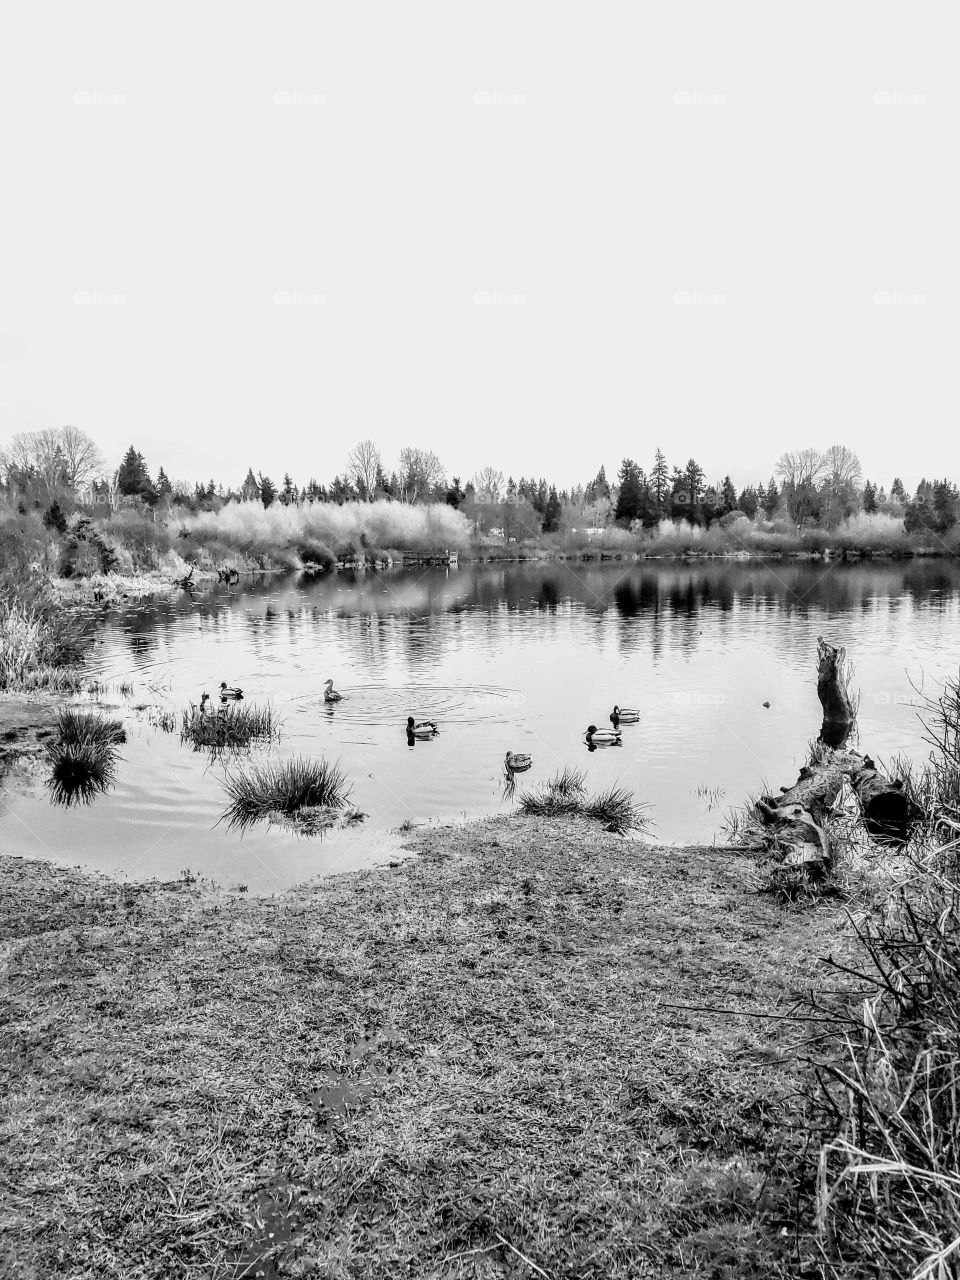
[0,818,852,1278]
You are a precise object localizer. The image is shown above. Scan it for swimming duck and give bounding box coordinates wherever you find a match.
[219,682,243,699]
[323,679,343,703]
[407,716,438,738]
[505,751,532,771]
[585,724,621,745]
[610,705,640,724]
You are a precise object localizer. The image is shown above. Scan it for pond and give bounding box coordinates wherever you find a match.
[3,560,959,891]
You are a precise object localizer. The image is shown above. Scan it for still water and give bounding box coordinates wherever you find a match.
[3,560,960,891]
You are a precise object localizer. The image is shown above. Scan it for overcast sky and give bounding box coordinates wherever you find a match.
[0,2,956,493]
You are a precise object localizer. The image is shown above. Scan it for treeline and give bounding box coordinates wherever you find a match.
[2,427,960,542]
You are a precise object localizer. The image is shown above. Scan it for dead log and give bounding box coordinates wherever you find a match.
[848,753,918,844]
[755,795,832,871]
[817,636,857,745]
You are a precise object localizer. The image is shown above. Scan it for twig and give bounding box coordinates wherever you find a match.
[660,1001,849,1023]
[494,1233,554,1279]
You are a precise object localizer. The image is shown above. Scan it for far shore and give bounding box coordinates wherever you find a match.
[47,542,956,604]
[0,815,853,1278]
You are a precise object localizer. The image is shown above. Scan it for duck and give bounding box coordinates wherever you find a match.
[219,682,243,699]
[505,751,532,771]
[323,679,343,703]
[610,705,640,724]
[407,716,438,738]
[585,724,621,745]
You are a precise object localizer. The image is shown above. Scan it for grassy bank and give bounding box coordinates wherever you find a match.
[0,818,853,1278]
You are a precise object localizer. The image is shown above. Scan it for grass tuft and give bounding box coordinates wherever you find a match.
[180,703,278,754]
[519,768,649,833]
[55,707,127,748]
[220,756,351,832]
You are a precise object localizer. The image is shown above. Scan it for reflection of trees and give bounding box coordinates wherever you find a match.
[101,560,960,675]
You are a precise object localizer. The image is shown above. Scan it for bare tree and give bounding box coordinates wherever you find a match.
[775,448,827,490]
[775,448,828,531]
[56,425,105,490]
[397,447,446,503]
[346,438,382,500]
[821,444,864,528]
[471,466,504,500]
[0,425,104,496]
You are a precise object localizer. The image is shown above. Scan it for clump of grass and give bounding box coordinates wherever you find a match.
[220,756,351,832]
[181,703,278,755]
[55,707,127,748]
[149,708,177,733]
[519,768,649,834]
[44,710,126,806]
[806,864,960,1278]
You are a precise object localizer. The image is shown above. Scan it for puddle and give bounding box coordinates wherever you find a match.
[309,1032,385,1132]
[230,1179,299,1280]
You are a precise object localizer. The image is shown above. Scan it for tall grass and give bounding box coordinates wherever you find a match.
[518,767,649,834]
[0,572,86,690]
[180,703,278,754]
[220,756,351,832]
[45,710,125,806]
[809,865,960,1278]
[803,674,960,1275]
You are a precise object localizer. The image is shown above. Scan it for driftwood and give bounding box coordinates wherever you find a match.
[848,753,918,844]
[177,565,196,591]
[755,759,844,872]
[817,636,857,746]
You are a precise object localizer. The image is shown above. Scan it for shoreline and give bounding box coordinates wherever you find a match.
[46,544,956,603]
[0,815,851,1276]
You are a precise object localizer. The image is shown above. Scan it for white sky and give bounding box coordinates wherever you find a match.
[0,2,956,494]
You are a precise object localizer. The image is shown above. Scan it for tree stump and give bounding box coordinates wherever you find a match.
[817,637,857,746]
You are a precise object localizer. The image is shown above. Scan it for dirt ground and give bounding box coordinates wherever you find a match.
[0,816,850,1278]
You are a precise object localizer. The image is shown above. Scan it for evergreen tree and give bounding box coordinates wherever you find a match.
[762,477,780,518]
[862,481,877,513]
[280,473,297,505]
[720,475,738,514]
[155,466,173,499]
[240,468,260,501]
[116,445,155,502]
[651,449,670,512]
[258,473,277,507]
[738,485,759,519]
[890,477,907,504]
[614,458,643,524]
[543,485,562,532]
[445,476,465,508]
